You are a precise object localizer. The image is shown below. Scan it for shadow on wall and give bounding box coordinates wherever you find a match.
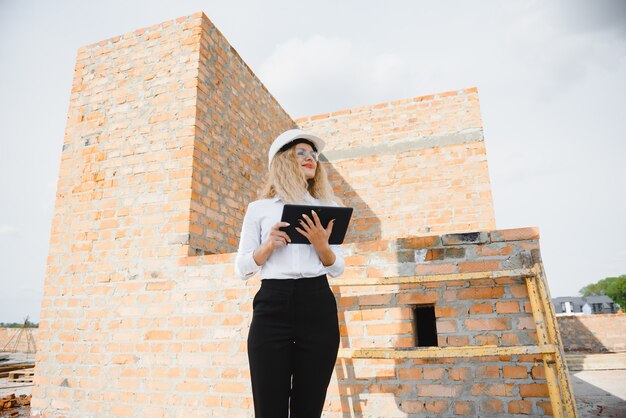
[324,163,382,244]
[333,276,460,418]
[559,316,610,353]
[329,236,449,417]
[332,287,420,417]
[324,163,388,415]
[323,161,443,415]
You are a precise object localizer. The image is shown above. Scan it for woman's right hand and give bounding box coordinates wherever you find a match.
[266,222,291,251]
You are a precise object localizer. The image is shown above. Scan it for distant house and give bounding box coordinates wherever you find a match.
[553,295,619,315]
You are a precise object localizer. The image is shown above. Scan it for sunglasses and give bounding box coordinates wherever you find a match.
[295,148,319,161]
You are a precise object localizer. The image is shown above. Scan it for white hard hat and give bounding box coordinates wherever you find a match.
[267,129,325,170]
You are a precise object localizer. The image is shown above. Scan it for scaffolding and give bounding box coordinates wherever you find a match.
[1,317,37,356]
[331,262,578,417]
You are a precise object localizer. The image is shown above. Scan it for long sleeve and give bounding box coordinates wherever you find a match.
[234,203,262,280]
[324,199,345,278]
[325,244,345,278]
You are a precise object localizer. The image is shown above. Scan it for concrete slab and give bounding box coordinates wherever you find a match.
[571,370,626,417]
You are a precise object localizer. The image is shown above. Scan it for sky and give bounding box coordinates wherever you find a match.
[1,1,625,323]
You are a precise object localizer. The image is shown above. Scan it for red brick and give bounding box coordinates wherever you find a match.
[435,305,464,317]
[449,367,471,381]
[400,236,440,248]
[367,322,413,336]
[471,383,515,397]
[465,317,511,331]
[479,398,504,414]
[531,365,546,380]
[398,368,422,380]
[458,286,504,299]
[110,405,135,416]
[398,291,438,304]
[503,365,527,379]
[415,263,457,275]
[519,383,549,397]
[469,302,492,314]
[453,401,474,415]
[476,366,500,379]
[358,293,393,306]
[145,330,173,340]
[476,244,513,256]
[496,301,520,313]
[423,367,446,380]
[502,333,520,345]
[425,248,445,261]
[214,380,246,393]
[425,400,449,414]
[310,112,330,121]
[490,227,540,242]
[436,320,458,333]
[511,285,529,298]
[458,260,501,273]
[399,400,425,413]
[446,335,469,346]
[475,334,499,345]
[508,400,533,414]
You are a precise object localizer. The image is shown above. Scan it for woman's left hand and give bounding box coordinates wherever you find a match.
[295,210,335,250]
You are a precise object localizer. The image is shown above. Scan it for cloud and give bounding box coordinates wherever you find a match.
[499,2,626,102]
[258,35,413,116]
[258,4,626,120]
[551,0,626,36]
[0,224,22,238]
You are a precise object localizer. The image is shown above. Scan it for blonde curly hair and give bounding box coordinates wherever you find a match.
[258,143,343,206]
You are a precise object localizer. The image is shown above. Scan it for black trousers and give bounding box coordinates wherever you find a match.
[247,274,340,418]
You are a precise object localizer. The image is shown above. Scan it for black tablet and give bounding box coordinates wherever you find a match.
[280,204,353,245]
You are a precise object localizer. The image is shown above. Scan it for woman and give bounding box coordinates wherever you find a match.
[235,128,345,418]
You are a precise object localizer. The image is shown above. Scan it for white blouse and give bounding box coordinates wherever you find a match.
[234,193,345,280]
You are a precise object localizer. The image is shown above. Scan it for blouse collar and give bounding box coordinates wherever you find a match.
[271,192,316,203]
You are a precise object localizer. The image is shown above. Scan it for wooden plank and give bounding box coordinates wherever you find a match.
[526,273,564,418]
[533,263,579,417]
[0,363,35,379]
[330,268,534,286]
[8,369,34,380]
[338,344,557,359]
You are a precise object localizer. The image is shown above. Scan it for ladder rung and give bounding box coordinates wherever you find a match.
[330,268,535,286]
[337,344,557,359]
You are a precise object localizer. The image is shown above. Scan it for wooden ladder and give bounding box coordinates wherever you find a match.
[330,262,578,417]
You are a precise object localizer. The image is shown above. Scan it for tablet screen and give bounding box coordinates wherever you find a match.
[280,204,353,245]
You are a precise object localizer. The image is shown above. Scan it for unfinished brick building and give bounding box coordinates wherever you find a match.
[32,12,577,417]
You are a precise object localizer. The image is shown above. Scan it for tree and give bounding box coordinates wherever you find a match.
[580,274,626,308]
[0,317,38,328]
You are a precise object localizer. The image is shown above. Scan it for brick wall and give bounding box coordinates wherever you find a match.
[57,13,204,263]
[324,227,552,416]
[192,17,294,255]
[297,88,495,242]
[33,227,555,417]
[32,11,559,418]
[57,11,292,260]
[557,314,626,353]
